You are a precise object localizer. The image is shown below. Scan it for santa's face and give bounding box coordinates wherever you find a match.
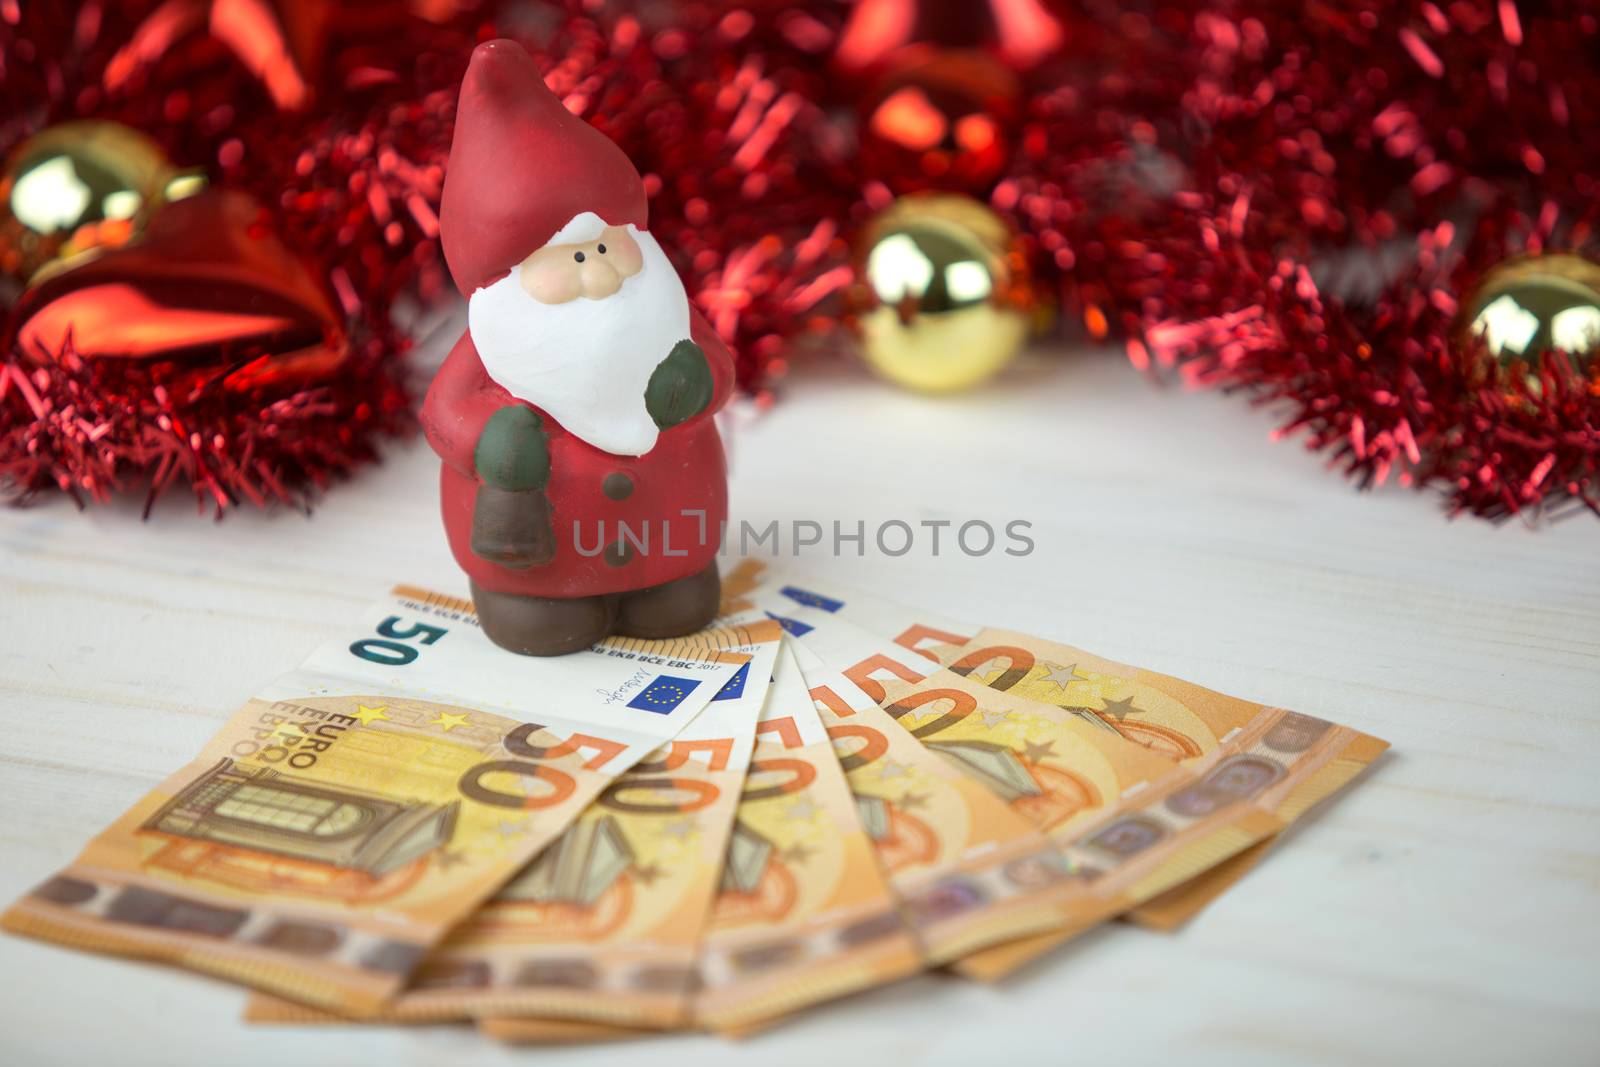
[518,225,644,303]
[468,212,690,457]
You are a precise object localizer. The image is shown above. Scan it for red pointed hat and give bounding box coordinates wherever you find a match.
[441,39,648,296]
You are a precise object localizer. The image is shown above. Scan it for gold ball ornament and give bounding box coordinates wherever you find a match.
[1461,253,1600,379]
[854,193,1033,393]
[0,120,204,287]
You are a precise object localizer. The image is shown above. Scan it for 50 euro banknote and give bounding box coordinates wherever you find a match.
[935,626,1388,977]
[3,587,763,1016]
[303,627,782,1028]
[723,596,941,709]
[788,643,1085,966]
[484,639,931,1044]
[725,563,1310,927]
[688,641,922,1034]
[727,602,1211,862]
[863,642,1386,973]
[734,610,1259,970]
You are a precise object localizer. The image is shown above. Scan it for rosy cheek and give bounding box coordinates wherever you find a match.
[520,257,581,304]
[607,234,644,277]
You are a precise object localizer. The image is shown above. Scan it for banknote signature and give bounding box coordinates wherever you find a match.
[595,668,652,705]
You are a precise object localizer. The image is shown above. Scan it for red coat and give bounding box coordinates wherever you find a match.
[422,308,734,599]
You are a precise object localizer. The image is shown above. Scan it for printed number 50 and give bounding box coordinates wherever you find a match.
[349,615,447,666]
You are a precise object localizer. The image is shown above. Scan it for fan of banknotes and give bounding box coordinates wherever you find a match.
[2,561,1387,1043]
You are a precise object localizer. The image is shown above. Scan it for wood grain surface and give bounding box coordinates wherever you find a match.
[2,334,1596,1067]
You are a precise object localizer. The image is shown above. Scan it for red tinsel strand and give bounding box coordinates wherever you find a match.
[1123,188,1600,519]
[0,333,411,515]
[1004,0,1600,519]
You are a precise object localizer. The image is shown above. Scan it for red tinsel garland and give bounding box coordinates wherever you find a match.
[1012,1,1600,519]
[3,0,1597,521]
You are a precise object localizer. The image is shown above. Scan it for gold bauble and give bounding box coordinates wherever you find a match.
[854,193,1032,393]
[1460,253,1600,376]
[0,120,204,286]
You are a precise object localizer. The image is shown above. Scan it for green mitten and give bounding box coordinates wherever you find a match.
[644,339,715,431]
[475,405,550,491]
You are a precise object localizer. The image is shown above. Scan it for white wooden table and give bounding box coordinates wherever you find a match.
[2,328,1597,1067]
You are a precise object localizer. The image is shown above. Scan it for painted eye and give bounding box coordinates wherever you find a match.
[573,251,586,263]
[597,244,607,254]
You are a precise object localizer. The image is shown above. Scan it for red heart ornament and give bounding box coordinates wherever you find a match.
[9,189,347,392]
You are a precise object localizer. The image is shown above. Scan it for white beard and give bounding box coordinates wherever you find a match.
[467,227,689,456]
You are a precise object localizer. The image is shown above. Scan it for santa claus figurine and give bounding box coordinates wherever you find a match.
[424,40,733,655]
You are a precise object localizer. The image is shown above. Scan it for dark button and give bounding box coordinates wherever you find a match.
[602,472,634,500]
[604,539,634,567]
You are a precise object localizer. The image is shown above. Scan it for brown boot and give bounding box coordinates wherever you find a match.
[614,564,721,640]
[471,580,616,656]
